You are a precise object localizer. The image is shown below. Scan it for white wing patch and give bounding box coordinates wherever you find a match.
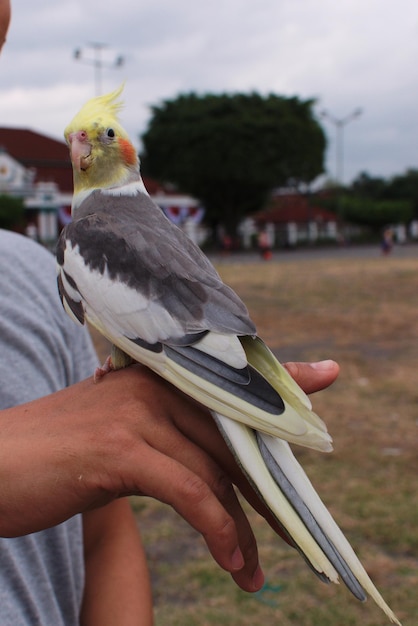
[60,240,186,344]
[192,332,247,369]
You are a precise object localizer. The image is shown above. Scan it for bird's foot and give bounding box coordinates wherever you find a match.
[94,355,114,383]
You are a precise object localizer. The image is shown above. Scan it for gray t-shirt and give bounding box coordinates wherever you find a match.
[0,230,98,625]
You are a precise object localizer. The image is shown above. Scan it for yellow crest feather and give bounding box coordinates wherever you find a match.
[64,83,126,139]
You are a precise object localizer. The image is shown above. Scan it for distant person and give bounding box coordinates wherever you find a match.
[222,233,233,254]
[381,227,394,255]
[258,228,272,260]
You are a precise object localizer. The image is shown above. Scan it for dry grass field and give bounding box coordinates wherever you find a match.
[94,249,418,625]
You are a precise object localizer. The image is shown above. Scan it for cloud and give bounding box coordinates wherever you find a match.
[1,0,418,183]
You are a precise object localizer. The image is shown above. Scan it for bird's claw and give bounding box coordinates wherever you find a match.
[94,355,114,383]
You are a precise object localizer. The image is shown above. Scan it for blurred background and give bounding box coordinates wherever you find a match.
[1,2,417,624]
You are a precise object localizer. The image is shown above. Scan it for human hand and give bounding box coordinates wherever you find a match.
[0,359,338,592]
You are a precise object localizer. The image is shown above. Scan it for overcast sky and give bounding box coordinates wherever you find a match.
[1,0,418,185]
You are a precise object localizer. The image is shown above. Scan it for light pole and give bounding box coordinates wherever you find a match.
[320,108,362,241]
[320,108,362,186]
[74,43,124,96]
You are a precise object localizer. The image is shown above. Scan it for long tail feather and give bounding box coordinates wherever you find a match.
[214,412,402,625]
[213,412,340,581]
[256,432,367,600]
[259,433,402,625]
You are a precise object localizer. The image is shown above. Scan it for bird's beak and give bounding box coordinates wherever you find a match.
[68,132,93,172]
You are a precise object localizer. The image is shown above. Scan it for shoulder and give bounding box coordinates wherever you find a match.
[0,230,64,318]
[0,230,97,397]
[0,229,53,266]
[0,230,57,307]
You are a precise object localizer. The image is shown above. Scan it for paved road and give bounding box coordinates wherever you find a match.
[209,242,418,264]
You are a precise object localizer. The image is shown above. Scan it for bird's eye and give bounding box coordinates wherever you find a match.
[106,128,115,138]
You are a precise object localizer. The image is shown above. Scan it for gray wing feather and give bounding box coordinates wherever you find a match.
[59,190,255,339]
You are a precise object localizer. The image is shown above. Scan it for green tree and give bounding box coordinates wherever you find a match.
[340,196,413,231]
[346,169,418,231]
[351,171,387,200]
[141,92,325,235]
[0,194,25,230]
[384,169,418,217]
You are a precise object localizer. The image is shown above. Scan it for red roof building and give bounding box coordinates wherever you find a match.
[256,192,336,226]
[0,128,73,192]
[254,191,338,247]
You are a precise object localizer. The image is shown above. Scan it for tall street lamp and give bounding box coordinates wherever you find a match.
[74,43,124,96]
[320,108,362,241]
[320,108,362,186]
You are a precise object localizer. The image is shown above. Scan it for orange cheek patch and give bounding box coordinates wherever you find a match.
[118,138,137,165]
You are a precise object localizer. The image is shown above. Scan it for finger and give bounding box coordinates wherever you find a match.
[144,419,264,592]
[122,439,263,592]
[178,408,286,521]
[176,440,264,592]
[283,360,340,394]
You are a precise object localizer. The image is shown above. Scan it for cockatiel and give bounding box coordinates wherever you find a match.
[57,86,401,625]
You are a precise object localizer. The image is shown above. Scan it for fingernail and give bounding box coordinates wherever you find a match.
[311,359,335,370]
[231,546,245,570]
[252,564,265,591]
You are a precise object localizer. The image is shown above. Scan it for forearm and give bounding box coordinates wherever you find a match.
[0,372,135,536]
[81,500,153,626]
[0,383,96,536]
